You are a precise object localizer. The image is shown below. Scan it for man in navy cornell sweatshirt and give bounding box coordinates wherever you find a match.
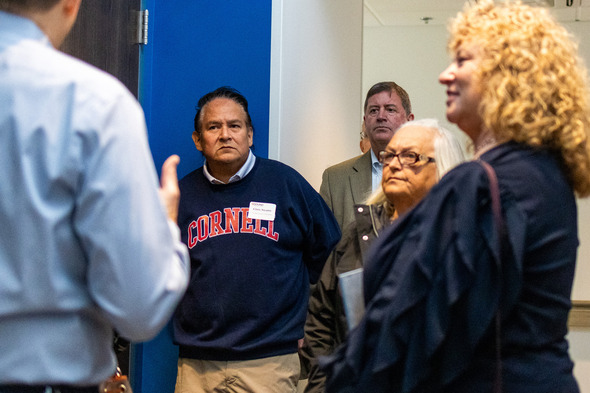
[173,86,341,393]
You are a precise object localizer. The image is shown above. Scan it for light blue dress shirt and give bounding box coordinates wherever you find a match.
[0,11,189,385]
[203,149,256,184]
[370,149,383,192]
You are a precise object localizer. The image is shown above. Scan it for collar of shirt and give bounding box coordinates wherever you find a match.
[203,149,256,184]
[370,149,383,192]
[0,10,51,49]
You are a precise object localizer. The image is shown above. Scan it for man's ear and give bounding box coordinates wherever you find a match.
[63,0,82,19]
[247,127,253,147]
[192,131,203,152]
[36,0,82,48]
[58,0,81,31]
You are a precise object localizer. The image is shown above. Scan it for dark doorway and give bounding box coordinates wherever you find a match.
[59,0,142,376]
[60,0,141,98]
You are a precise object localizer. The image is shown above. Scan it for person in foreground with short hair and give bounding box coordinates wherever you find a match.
[322,1,590,392]
[0,0,190,391]
[304,119,465,393]
[173,86,340,393]
[320,81,414,231]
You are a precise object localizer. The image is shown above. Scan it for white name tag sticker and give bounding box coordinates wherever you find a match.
[248,202,276,221]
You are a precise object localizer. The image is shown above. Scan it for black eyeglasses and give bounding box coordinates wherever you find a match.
[378,150,436,167]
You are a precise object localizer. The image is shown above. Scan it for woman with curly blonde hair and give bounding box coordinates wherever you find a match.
[444,0,590,196]
[321,1,589,392]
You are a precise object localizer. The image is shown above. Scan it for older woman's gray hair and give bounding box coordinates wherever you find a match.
[403,118,466,180]
[365,118,466,210]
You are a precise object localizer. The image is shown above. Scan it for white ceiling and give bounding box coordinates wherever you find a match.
[363,0,590,27]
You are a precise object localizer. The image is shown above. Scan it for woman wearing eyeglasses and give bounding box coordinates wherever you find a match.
[322,1,590,392]
[303,119,465,393]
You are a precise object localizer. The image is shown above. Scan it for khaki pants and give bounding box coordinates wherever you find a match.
[175,353,300,393]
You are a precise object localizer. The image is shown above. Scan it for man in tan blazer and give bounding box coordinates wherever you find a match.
[320,82,414,230]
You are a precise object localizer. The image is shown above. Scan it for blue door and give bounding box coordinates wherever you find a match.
[133,2,272,393]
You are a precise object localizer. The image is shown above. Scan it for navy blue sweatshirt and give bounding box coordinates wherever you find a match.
[174,157,340,361]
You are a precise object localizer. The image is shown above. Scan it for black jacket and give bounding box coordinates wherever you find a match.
[303,204,390,393]
[322,145,579,393]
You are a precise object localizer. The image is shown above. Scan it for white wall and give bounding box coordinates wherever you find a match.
[561,23,590,389]
[566,22,590,303]
[569,328,590,392]
[269,0,364,190]
[363,24,451,128]
[363,23,472,151]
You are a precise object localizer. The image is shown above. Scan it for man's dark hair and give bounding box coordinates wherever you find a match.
[193,86,253,137]
[363,81,412,117]
[0,0,60,12]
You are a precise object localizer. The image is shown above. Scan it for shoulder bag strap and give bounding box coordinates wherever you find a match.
[478,159,504,393]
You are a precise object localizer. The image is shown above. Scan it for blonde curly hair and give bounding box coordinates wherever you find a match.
[448,0,590,196]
